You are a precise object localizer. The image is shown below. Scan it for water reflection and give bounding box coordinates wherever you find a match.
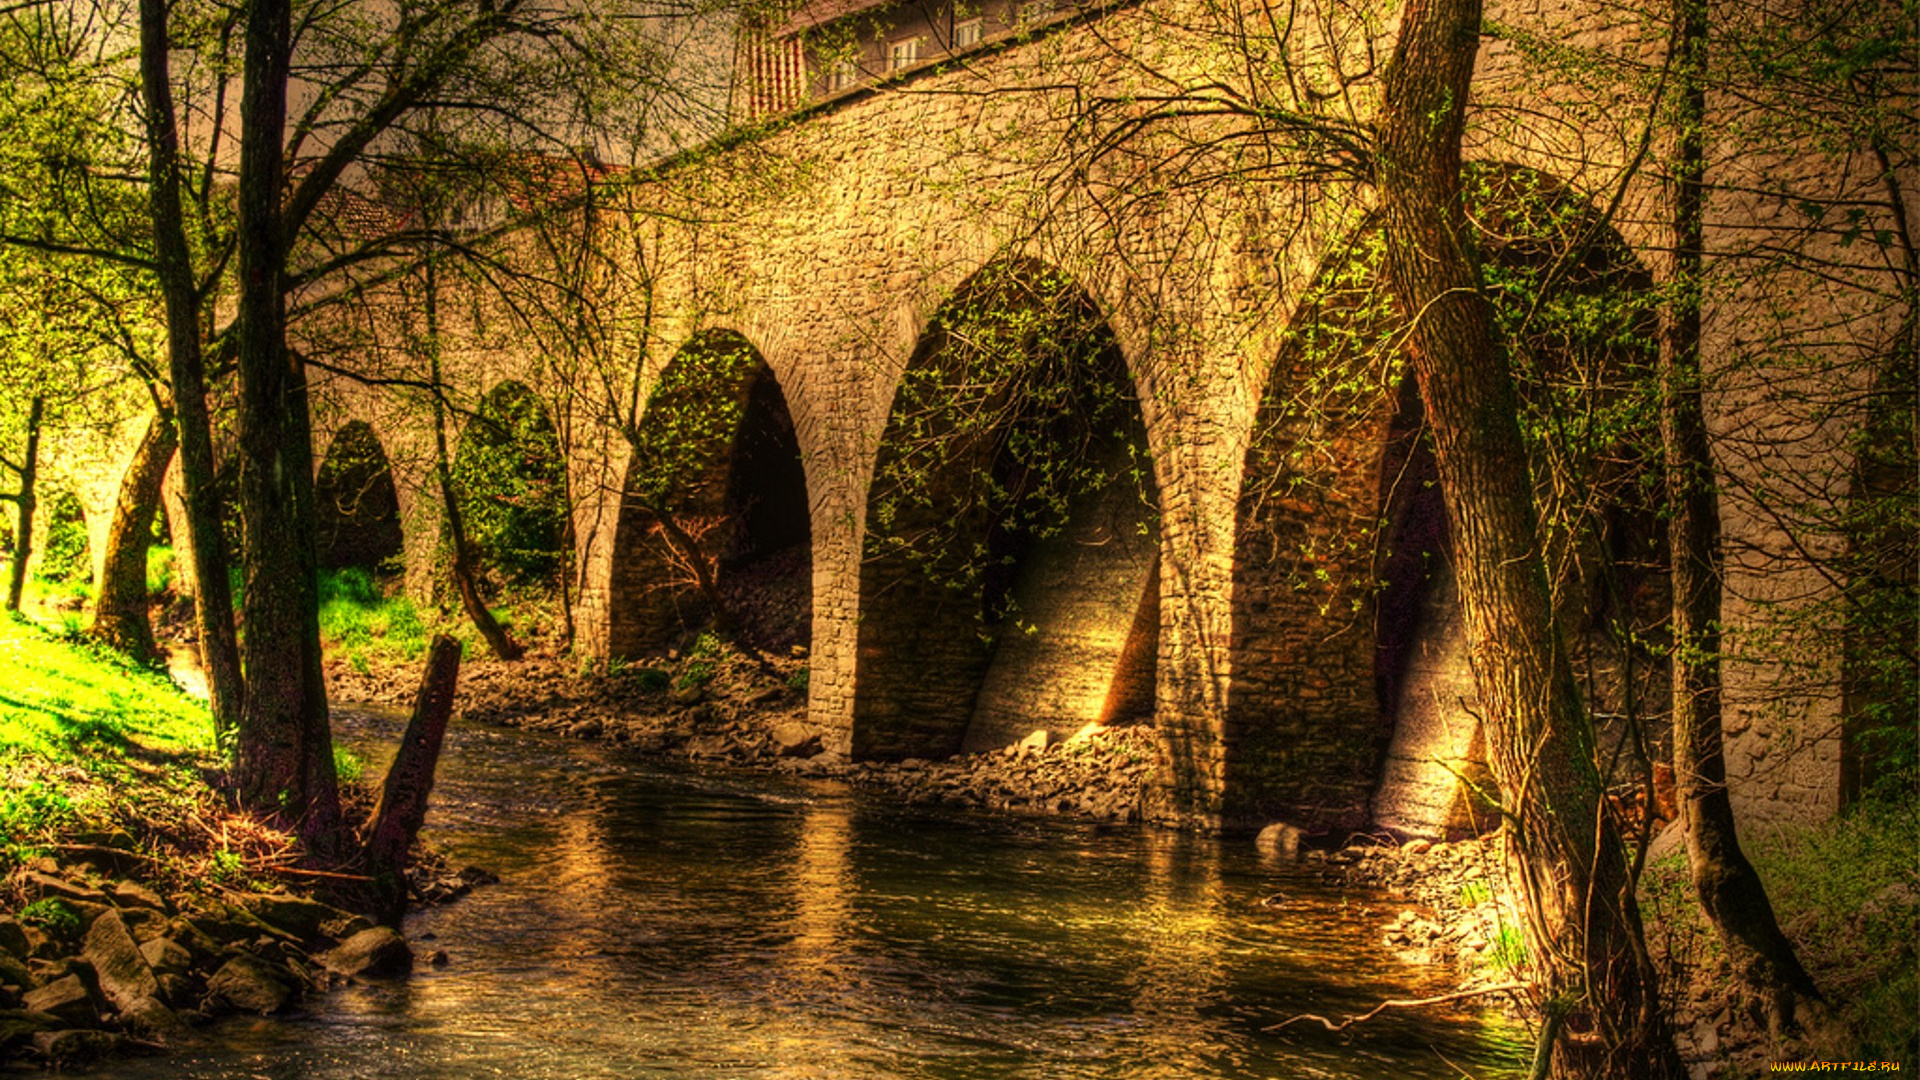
[96,712,1524,1080]
[785,801,855,992]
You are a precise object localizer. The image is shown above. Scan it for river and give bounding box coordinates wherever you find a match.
[105,707,1525,1079]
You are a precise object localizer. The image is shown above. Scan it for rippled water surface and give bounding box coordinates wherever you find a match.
[107,710,1524,1079]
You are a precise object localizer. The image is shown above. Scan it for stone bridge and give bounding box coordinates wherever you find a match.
[252,0,1896,833]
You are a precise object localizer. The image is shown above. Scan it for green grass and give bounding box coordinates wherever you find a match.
[1752,799,1919,1061]
[318,567,432,664]
[146,544,175,595]
[0,612,217,869]
[1642,798,1919,1064]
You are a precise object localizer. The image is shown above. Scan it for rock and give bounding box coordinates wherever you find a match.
[0,951,30,992]
[670,684,705,706]
[685,734,730,760]
[155,974,195,1009]
[0,917,30,960]
[1401,838,1433,856]
[769,722,821,758]
[22,975,95,1025]
[208,955,293,1014]
[81,909,159,1012]
[105,881,168,911]
[1018,729,1052,753]
[15,871,109,906]
[31,1027,122,1064]
[1255,822,1304,860]
[120,907,169,943]
[319,926,413,979]
[565,718,603,739]
[1065,721,1108,745]
[232,892,366,945]
[0,1009,59,1053]
[120,994,187,1041]
[139,939,192,980]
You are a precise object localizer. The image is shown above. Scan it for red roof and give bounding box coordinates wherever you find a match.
[776,0,894,36]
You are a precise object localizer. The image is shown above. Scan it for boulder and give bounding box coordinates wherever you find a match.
[685,734,731,760]
[0,917,30,960]
[81,909,159,1012]
[232,892,366,945]
[769,722,821,759]
[104,881,168,911]
[119,994,187,1041]
[0,1009,59,1054]
[1255,822,1304,861]
[0,951,31,993]
[155,973,196,1010]
[138,939,193,980]
[30,1027,121,1065]
[22,975,95,1025]
[319,926,412,979]
[208,955,293,1014]
[14,872,109,906]
[120,906,169,943]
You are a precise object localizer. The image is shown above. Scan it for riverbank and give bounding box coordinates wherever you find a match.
[329,629,1914,1078]
[329,635,1158,826]
[1339,811,1918,1079]
[0,615,434,1068]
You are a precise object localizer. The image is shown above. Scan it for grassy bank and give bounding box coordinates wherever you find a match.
[1642,797,1920,1068]
[317,566,568,677]
[0,612,258,889]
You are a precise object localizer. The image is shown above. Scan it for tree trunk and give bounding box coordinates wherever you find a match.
[1374,0,1684,1074]
[423,264,522,661]
[1662,0,1822,1034]
[89,409,177,661]
[365,633,461,925]
[139,0,243,736]
[234,0,340,844]
[4,395,43,612]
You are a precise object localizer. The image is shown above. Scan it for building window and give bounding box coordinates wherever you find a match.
[826,58,858,92]
[952,18,983,48]
[889,36,920,70]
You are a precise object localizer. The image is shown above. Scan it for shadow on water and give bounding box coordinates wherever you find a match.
[104,708,1527,1079]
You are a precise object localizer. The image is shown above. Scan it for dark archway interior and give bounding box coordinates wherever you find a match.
[315,421,404,573]
[1231,166,1670,836]
[607,334,812,658]
[716,365,813,652]
[854,261,1159,762]
[1371,376,1447,718]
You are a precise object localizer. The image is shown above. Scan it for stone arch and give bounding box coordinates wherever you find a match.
[450,380,570,590]
[607,330,813,658]
[853,259,1161,761]
[314,421,404,573]
[1228,165,1669,835]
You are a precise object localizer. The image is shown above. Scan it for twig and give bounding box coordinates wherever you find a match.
[47,843,158,862]
[253,865,374,883]
[1264,982,1531,1033]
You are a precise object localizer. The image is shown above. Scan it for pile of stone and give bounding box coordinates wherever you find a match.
[832,724,1158,823]
[1306,833,1523,989]
[0,861,412,1067]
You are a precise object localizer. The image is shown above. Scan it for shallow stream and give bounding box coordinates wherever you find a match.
[106,708,1524,1079]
